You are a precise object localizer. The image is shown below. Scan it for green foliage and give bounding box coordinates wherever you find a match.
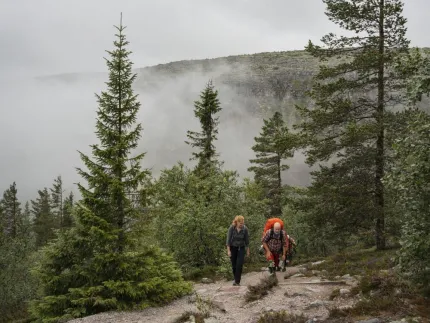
[151,163,265,271]
[396,47,430,105]
[297,0,410,250]
[283,198,335,258]
[0,182,22,238]
[330,271,418,319]
[248,112,297,218]
[385,111,430,293]
[0,236,38,323]
[311,248,397,278]
[50,175,65,228]
[291,157,377,252]
[30,227,192,322]
[29,18,190,322]
[185,80,222,175]
[62,191,74,229]
[31,188,56,248]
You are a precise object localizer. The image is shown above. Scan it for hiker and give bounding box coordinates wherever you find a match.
[262,221,289,274]
[226,215,250,286]
[286,235,297,265]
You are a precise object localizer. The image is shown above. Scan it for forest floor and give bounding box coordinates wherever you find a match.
[68,249,430,323]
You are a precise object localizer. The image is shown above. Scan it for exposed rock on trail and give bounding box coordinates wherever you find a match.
[67,266,362,323]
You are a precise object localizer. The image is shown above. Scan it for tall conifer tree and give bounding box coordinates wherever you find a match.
[30,15,191,321]
[185,80,222,175]
[248,112,296,218]
[31,188,55,247]
[0,182,21,238]
[50,175,64,227]
[297,0,409,249]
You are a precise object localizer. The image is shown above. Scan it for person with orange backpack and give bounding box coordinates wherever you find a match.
[286,234,297,265]
[261,218,289,274]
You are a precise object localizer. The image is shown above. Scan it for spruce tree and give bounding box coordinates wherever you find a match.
[22,201,32,236]
[50,175,64,228]
[297,0,409,249]
[0,182,21,238]
[31,188,55,247]
[0,204,3,240]
[248,112,296,218]
[62,191,74,228]
[30,16,191,322]
[0,194,37,322]
[185,80,222,175]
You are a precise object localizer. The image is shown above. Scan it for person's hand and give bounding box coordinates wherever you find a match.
[282,255,286,261]
[227,250,231,257]
[265,250,272,259]
[246,249,250,257]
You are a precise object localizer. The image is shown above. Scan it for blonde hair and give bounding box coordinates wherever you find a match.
[232,215,244,227]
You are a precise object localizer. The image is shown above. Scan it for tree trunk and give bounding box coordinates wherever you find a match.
[375,0,386,250]
[117,26,124,254]
[275,153,282,217]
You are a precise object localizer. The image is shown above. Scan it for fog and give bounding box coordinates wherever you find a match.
[1,0,429,201]
[0,61,313,201]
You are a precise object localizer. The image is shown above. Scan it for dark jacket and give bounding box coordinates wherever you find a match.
[226,225,249,248]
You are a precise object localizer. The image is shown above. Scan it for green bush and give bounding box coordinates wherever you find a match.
[386,111,430,294]
[150,163,266,271]
[29,222,192,322]
[0,236,38,323]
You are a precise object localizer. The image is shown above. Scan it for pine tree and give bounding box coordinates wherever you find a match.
[30,16,191,322]
[248,112,296,218]
[185,80,222,175]
[297,0,409,249]
[50,175,64,228]
[0,195,37,322]
[0,182,22,239]
[21,201,32,236]
[31,188,55,247]
[0,205,4,241]
[62,191,74,228]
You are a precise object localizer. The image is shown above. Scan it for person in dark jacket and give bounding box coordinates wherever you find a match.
[226,215,250,286]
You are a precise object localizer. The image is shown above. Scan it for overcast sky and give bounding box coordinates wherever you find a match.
[1,0,427,78]
[0,0,429,201]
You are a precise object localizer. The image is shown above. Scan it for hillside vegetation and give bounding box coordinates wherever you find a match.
[2,1,430,322]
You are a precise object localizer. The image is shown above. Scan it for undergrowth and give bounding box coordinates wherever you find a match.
[321,248,430,321]
[245,274,278,303]
[311,247,397,278]
[257,310,308,323]
[174,311,208,323]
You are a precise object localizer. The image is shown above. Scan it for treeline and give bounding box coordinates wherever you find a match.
[1,1,430,322]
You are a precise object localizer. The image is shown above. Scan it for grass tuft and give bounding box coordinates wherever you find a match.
[174,311,208,323]
[245,274,278,303]
[257,310,308,323]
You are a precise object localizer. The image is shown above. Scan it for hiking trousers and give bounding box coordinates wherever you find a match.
[230,246,245,284]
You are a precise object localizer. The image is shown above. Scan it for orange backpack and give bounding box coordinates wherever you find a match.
[261,217,284,239]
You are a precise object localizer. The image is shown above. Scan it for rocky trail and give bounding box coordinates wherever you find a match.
[68,264,410,323]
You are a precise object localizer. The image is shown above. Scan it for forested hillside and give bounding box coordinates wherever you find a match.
[2,1,430,322]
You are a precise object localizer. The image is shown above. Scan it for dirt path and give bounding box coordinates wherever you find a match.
[68,265,360,323]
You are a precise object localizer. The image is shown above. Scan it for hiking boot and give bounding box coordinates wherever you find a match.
[276,266,281,271]
[233,282,240,286]
[281,260,287,272]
